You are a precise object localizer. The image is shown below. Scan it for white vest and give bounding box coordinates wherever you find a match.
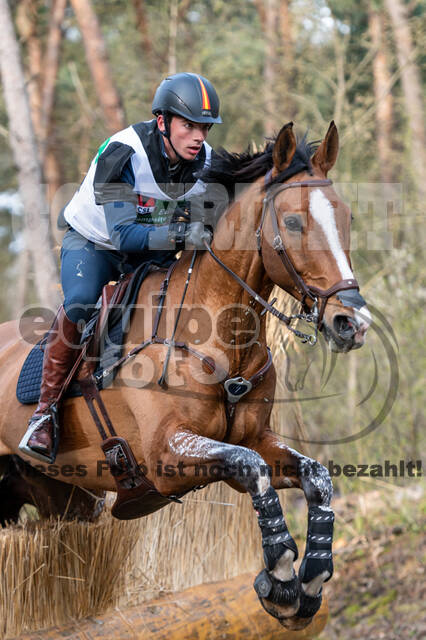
[64,122,212,249]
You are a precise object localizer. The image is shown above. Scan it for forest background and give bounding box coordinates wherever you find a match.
[0,0,424,521]
[0,1,424,637]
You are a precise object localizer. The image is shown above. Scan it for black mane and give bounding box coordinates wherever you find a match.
[201,133,320,193]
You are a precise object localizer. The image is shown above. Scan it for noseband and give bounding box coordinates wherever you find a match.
[204,174,359,345]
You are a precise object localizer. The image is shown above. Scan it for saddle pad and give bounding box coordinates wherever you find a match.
[16,320,124,404]
[16,259,172,405]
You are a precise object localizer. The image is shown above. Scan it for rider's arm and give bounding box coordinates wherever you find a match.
[96,153,173,252]
[104,198,175,252]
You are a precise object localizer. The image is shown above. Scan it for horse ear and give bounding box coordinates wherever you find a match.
[273,122,297,172]
[312,121,339,175]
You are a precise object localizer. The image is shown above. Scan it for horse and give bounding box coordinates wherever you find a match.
[0,121,370,629]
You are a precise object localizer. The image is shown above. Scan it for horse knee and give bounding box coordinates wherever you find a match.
[300,460,333,507]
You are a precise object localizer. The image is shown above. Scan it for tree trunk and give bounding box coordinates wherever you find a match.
[332,30,347,128]
[16,0,66,245]
[384,0,425,198]
[15,0,43,147]
[274,0,296,120]
[0,0,60,310]
[260,0,278,137]
[131,0,154,65]
[70,0,126,134]
[168,0,178,75]
[40,0,67,153]
[368,9,394,183]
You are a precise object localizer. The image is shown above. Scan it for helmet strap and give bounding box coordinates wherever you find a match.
[159,112,186,163]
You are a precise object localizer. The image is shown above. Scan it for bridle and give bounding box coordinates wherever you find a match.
[204,173,359,345]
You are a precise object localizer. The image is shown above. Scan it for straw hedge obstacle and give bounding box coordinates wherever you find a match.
[1,290,328,639]
[0,488,328,640]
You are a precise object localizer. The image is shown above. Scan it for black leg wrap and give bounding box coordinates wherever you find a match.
[296,588,323,619]
[299,505,334,584]
[254,569,300,606]
[252,486,298,571]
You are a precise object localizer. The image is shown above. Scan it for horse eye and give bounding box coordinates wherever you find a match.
[283,215,303,232]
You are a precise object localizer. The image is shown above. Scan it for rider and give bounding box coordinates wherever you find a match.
[20,72,222,464]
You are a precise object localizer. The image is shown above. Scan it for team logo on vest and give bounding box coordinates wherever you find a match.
[137,194,156,215]
[136,197,189,225]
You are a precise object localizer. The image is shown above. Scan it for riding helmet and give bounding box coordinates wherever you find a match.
[152,72,222,124]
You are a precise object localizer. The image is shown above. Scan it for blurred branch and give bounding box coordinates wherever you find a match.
[68,61,97,124]
[286,91,327,128]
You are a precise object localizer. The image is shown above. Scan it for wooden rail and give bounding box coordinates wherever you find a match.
[18,573,328,639]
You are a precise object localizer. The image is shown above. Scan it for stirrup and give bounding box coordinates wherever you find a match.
[18,405,60,464]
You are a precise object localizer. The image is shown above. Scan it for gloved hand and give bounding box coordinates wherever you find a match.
[147,222,212,251]
[170,204,190,223]
[147,225,175,250]
[184,221,212,249]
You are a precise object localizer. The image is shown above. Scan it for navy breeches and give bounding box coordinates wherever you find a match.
[61,229,145,324]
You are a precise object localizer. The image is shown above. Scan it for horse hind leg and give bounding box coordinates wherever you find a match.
[0,456,29,525]
[2,456,105,522]
[153,430,301,624]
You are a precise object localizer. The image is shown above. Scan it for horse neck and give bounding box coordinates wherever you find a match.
[196,180,273,375]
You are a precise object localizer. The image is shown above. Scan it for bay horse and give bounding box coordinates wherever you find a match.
[0,121,370,629]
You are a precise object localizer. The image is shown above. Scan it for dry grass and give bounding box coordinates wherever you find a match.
[0,481,272,639]
[0,514,140,639]
[120,482,263,606]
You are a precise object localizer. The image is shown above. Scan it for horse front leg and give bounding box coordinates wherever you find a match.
[151,429,301,623]
[253,431,334,629]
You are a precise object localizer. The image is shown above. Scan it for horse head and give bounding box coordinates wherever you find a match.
[259,121,371,353]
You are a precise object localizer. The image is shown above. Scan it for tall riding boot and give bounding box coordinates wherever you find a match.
[20,306,81,463]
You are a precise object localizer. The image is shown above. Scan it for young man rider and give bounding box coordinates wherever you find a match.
[20,72,222,463]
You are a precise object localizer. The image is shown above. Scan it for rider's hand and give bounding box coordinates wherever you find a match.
[147,225,174,250]
[185,222,212,249]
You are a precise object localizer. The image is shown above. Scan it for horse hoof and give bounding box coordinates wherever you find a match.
[296,588,323,619]
[259,597,300,622]
[254,569,301,621]
[277,615,313,631]
[254,569,300,606]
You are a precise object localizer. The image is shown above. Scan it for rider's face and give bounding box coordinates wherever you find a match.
[157,115,210,162]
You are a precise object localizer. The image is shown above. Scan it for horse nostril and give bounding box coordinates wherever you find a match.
[334,315,356,339]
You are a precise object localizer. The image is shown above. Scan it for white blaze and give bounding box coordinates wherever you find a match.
[309,189,354,281]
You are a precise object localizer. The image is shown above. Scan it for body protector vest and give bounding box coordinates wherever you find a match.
[64,120,212,249]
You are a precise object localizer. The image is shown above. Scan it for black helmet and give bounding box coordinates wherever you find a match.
[152,72,222,124]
